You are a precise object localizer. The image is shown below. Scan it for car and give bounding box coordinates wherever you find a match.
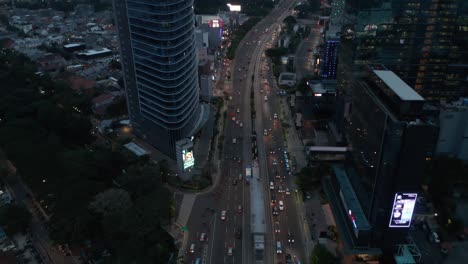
[239,173,243,180]
[270,181,274,190]
[275,222,281,233]
[441,247,449,255]
[231,116,236,121]
[429,231,440,243]
[272,159,277,165]
[236,108,240,113]
[189,243,195,253]
[288,232,295,243]
[237,205,242,213]
[200,233,207,242]
[240,122,243,127]
[271,193,277,203]
[264,95,268,101]
[232,179,238,185]
[286,253,293,264]
[270,148,275,154]
[278,185,284,193]
[264,129,268,136]
[232,137,236,144]
[238,68,241,72]
[235,227,242,239]
[276,174,281,179]
[236,120,239,125]
[272,206,279,216]
[274,113,278,119]
[276,241,282,254]
[279,200,284,210]
[221,210,226,220]
[227,247,233,256]
[285,188,291,195]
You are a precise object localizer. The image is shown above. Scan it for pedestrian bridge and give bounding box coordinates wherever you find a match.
[306,146,349,154]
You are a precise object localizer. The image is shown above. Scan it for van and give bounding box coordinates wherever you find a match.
[276,241,282,254]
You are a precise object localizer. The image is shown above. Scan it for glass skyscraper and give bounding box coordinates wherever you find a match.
[113,0,201,158]
[354,0,462,101]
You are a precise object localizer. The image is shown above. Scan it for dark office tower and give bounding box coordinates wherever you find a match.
[325,66,438,260]
[113,0,202,158]
[355,0,462,101]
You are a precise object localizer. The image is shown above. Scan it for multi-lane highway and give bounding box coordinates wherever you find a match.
[184,1,310,263]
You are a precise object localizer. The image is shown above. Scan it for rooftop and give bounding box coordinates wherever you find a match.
[250,162,266,234]
[77,48,111,56]
[124,142,148,157]
[373,70,424,101]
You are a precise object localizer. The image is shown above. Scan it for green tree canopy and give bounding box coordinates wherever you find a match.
[310,244,339,264]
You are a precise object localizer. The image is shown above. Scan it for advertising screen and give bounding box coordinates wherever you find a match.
[182,147,195,170]
[209,19,223,28]
[227,4,241,12]
[389,193,417,228]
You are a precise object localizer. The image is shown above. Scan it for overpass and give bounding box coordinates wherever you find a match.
[306,146,349,161]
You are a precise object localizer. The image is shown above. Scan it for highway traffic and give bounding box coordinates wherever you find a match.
[184,1,308,263]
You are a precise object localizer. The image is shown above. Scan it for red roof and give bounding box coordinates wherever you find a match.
[68,75,95,91]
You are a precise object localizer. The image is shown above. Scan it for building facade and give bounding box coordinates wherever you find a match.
[354,0,462,101]
[326,66,438,259]
[113,0,202,158]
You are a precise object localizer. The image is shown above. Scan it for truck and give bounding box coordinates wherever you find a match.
[245,165,252,183]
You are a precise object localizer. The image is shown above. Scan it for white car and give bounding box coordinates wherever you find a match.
[264,129,268,136]
[240,122,243,127]
[236,120,239,125]
[274,113,278,119]
[227,247,233,256]
[221,210,227,220]
[270,181,274,190]
[279,201,284,211]
[232,137,237,144]
[189,243,195,253]
[200,233,207,242]
[236,108,240,113]
[264,95,268,101]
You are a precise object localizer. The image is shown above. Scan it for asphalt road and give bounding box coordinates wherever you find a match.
[184,1,305,263]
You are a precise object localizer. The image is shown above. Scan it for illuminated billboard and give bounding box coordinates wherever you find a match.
[182,147,195,170]
[227,3,241,12]
[209,19,223,28]
[389,193,417,228]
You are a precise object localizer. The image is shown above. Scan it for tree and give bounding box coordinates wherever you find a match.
[310,244,339,264]
[296,164,331,191]
[0,204,32,235]
[89,188,133,216]
[283,16,297,31]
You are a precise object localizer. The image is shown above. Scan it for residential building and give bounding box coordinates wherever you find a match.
[325,66,438,260]
[113,0,204,159]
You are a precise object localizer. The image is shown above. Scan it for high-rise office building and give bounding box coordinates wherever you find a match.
[325,66,438,259]
[354,0,462,101]
[322,25,341,79]
[113,0,203,158]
